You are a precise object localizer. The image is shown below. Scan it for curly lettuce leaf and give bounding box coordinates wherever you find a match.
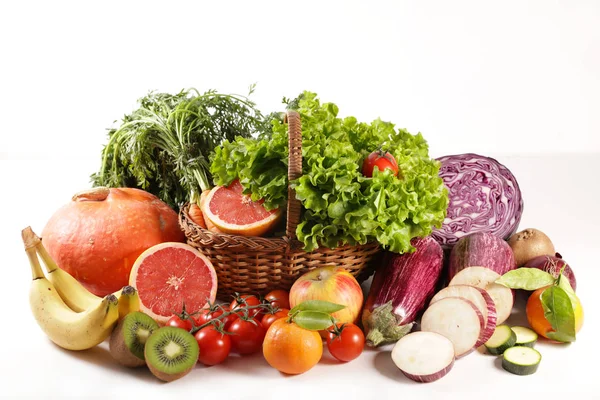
[210,122,288,210]
[210,91,448,253]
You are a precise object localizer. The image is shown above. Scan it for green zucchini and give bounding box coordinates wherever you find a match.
[484,325,516,355]
[502,346,542,375]
[511,326,538,348]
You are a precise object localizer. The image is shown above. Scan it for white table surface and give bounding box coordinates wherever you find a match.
[1,153,598,399]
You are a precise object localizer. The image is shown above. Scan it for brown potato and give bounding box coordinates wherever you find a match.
[508,228,555,267]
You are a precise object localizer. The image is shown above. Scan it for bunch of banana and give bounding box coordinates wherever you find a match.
[23,227,140,351]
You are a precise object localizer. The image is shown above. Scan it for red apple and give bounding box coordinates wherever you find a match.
[289,266,363,325]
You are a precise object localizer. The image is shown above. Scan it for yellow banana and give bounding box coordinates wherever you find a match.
[26,228,139,318]
[117,285,140,320]
[34,237,100,311]
[24,227,120,351]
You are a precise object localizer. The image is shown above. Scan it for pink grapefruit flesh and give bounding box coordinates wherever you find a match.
[129,242,217,324]
[202,179,282,237]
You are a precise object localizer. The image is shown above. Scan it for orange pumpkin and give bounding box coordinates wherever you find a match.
[42,187,186,296]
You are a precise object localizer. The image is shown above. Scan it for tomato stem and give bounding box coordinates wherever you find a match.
[190,304,269,334]
[327,322,346,339]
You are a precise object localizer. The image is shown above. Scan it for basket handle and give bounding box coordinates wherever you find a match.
[285,110,302,239]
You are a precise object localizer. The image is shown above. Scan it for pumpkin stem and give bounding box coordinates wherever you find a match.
[72,187,110,202]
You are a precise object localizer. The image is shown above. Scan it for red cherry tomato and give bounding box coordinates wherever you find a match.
[166,315,193,332]
[193,325,232,366]
[216,306,239,329]
[228,318,266,355]
[261,308,290,330]
[326,323,365,362]
[264,290,290,310]
[194,306,238,329]
[362,151,399,177]
[194,308,217,326]
[230,295,262,318]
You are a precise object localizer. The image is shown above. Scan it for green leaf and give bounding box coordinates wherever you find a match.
[289,300,345,315]
[540,286,576,343]
[496,268,556,290]
[557,273,578,307]
[293,311,335,331]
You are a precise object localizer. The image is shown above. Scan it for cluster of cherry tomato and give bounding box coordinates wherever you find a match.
[165,289,365,367]
[165,290,290,366]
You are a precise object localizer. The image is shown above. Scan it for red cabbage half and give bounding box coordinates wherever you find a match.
[431,153,524,249]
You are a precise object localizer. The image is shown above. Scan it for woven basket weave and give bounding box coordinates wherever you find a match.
[179,111,380,300]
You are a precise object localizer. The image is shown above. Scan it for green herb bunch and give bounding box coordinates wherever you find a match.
[91,85,270,208]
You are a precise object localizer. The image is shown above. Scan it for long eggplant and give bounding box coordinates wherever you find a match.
[362,236,444,347]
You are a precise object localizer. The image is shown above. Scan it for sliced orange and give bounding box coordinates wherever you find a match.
[202,180,282,237]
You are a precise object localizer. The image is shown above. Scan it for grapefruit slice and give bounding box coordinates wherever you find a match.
[202,180,282,237]
[129,242,217,324]
[199,190,222,233]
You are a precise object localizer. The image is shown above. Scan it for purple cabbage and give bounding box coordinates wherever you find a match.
[431,153,524,250]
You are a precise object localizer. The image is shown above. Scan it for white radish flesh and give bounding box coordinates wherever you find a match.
[430,285,488,327]
[391,332,455,383]
[421,297,484,358]
[430,285,497,347]
[448,266,514,324]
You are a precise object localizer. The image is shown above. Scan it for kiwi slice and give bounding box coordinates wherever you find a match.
[109,311,159,367]
[144,327,199,382]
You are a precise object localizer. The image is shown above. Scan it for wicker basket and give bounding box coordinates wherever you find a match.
[179,111,380,300]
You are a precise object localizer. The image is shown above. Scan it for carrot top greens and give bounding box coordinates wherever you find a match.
[91,85,271,208]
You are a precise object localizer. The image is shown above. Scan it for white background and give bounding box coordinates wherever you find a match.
[1,1,599,399]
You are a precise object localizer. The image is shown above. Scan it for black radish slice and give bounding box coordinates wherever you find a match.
[421,297,484,358]
[502,346,541,375]
[429,285,497,346]
[448,266,514,324]
[391,332,455,383]
[511,326,538,348]
[484,324,516,355]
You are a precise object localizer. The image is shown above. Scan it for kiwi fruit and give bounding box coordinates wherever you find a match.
[144,327,199,382]
[109,311,159,367]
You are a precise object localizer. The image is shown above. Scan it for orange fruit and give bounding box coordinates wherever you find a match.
[263,318,323,375]
[129,242,218,324]
[526,287,584,339]
[202,180,281,237]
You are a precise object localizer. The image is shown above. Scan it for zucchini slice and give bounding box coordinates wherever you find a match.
[502,346,542,375]
[484,325,516,355]
[511,326,538,348]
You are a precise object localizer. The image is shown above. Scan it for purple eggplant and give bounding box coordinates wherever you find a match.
[362,236,444,347]
[448,232,516,282]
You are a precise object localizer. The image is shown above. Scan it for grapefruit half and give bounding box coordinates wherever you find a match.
[202,180,282,237]
[129,242,217,324]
